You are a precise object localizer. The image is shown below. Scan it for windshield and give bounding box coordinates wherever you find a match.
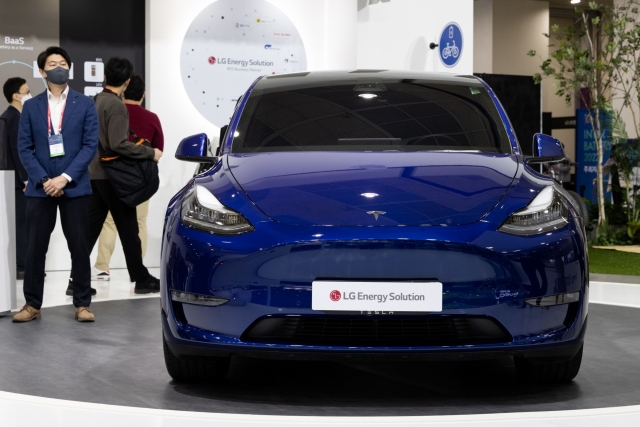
[232,81,512,153]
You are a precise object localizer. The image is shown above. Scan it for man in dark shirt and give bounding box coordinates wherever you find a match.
[93,74,164,278]
[1,77,31,279]
[124,74,164,150]
[85,58,162,295]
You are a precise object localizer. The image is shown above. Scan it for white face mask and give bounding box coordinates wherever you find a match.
[19,93,32,105]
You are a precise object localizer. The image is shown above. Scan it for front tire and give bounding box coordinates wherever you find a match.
[163,337,230,383]
[514,344,583,383]
[566,190,589,223]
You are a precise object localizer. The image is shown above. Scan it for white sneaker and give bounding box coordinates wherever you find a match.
[91,267,110,281]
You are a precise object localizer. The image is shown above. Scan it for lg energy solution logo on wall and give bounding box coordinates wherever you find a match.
[207,56,275,67]
[438,22,463,68]
[180,0,307,127]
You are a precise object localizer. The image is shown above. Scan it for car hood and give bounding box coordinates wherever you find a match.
[228,152,519,226]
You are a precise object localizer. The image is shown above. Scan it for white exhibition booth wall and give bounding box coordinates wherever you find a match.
[42,0,473,271]
[1,172,16,313]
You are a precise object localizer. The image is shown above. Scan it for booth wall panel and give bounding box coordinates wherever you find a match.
[356,0,474,74]
[145,0,359,270]
[0,171,16,313]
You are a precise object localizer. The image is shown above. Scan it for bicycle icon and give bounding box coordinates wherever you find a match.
[442,40,459,59]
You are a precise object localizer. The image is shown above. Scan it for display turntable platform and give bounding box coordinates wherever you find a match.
[1,296,640,419]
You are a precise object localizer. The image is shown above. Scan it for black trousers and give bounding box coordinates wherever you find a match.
[15,189,27,271]
[88,180,149,282]
[24,196,92,309]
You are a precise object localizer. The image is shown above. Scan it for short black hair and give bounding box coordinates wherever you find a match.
[3,77,26,103]
[123,74,145,101]
[37,46,71,70]
[105,57,133,87]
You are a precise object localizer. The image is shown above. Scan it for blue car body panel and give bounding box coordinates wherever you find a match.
[227,152,518,226]
[162,71,588,361]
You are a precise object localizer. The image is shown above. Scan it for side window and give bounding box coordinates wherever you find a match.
[217,125,228,156]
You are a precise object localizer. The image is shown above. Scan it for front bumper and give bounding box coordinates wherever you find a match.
[161,211,588,362]
[162,310,587,363]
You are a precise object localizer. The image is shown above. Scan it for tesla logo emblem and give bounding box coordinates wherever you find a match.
[330,290,341,301]
[367,211,386,220]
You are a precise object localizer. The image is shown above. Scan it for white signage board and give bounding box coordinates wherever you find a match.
[312,281,443,312]
[180,0,307,127]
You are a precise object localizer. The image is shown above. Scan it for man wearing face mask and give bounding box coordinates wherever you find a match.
[86,57,162,295]
[92,74,164,281]
[1,77,31,280]
[14,46,99,323]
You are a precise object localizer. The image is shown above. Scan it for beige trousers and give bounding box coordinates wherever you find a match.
[94,200,149,271]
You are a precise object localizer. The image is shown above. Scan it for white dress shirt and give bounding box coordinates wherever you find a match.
[46,85,72,183]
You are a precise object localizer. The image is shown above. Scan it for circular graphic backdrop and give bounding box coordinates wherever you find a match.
[438,22,463,68]
[181,0,307,127]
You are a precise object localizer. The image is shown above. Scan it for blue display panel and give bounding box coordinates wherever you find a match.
[575,108,611,204]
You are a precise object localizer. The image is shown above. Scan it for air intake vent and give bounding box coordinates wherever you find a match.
[241,315,512,347]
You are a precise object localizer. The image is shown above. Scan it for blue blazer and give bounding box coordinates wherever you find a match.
[18,88,98,198]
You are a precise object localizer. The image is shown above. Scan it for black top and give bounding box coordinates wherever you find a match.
[0,105,28,189]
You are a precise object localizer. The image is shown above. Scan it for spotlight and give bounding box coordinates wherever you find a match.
[570,0,580,4]
[358,94,377,99]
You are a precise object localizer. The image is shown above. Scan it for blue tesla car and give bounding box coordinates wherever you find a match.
[162,71,588,383]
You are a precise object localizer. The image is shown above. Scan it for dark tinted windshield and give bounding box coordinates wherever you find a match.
[232,80,511,153]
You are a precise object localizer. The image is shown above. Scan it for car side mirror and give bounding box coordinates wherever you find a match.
[175,133,218,163]
[525,133,566,164]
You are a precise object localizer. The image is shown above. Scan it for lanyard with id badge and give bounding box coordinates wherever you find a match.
[48,102,66,157]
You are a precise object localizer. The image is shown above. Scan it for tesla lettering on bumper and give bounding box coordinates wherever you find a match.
[312,281,443,312]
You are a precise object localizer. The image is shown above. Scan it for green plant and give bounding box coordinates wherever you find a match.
[606,1,640,138]
[627,221,640,237]
[528,1,616,230]
[590,220,631,245]
[606,112,640,237]
[587,199,626,225]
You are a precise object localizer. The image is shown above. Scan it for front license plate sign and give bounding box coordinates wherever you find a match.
[312,281,442,312]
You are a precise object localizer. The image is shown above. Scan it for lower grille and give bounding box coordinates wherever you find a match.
[241,315,512,346]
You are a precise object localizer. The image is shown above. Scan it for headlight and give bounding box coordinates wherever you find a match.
[181,184,254,235]
[499,186,569,236]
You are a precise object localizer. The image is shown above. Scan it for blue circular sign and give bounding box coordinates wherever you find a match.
[439,22,463,68]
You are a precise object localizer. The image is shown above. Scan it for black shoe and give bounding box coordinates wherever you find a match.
[134,275,160,294]
[17,270,25,280]
[66,279,97,296]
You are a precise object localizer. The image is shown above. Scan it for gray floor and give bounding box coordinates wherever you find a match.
[0,299,639,416]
